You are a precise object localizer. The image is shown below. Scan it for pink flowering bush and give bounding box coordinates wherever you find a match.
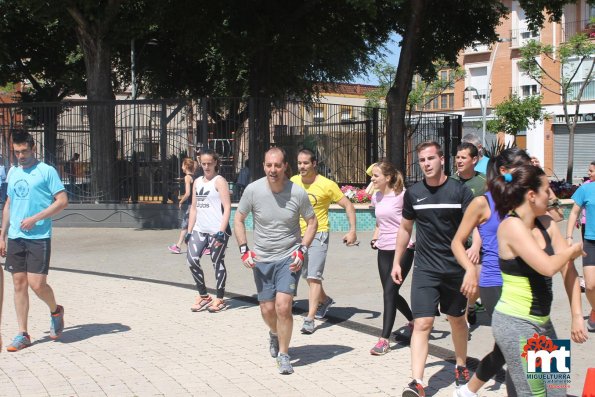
[340,185,372,204]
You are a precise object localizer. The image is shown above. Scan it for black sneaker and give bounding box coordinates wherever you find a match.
[467,307,477,326]
[455,365,470,387]
[402,380,425,397]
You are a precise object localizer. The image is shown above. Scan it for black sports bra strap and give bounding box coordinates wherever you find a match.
[535,218,554,254]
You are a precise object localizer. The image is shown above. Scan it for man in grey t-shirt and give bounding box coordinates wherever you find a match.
[234,147,317,375]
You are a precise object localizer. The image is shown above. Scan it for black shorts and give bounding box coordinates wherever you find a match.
[584,239,595,266]
[4,238,52,275]
[410,268,467,319]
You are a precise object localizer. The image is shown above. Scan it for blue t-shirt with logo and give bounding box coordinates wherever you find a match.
[7,162,65,239]
[572,182,595,240]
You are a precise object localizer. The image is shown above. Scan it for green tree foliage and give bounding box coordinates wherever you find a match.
[0,0,86,102]
[0,0,88,165]
[386,0,508,175]
[365,60,464,139]
[486,94,548,136]
[519,34,595,181]
[139,0,397,101]
[518,0,595,33]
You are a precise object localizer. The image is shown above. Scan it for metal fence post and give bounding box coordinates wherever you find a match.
[443,116,452,175]
[160,102,168,204]
[200,97,209,152]
[248,97,256,183]
[372,107,379,162]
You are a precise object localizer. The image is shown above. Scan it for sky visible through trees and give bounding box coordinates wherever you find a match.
[352,33,401,85]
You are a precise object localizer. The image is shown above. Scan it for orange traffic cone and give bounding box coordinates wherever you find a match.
[583,367,595,397]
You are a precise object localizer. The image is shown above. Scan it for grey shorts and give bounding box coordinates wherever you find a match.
[302,232,329,280]
[4,238,52,275]
[584,239,595,266]
[253,256,301,301]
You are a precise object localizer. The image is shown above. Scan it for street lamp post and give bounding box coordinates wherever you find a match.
[464,86,486,147]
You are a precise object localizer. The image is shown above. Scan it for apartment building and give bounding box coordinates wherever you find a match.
[452,0,595,183]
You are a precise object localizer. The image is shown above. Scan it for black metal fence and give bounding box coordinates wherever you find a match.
[0,98,460,203]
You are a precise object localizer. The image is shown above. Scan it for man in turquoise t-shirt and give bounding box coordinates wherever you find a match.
[462,133,490,175]
[0,131,68,352]
[566,161,595,332]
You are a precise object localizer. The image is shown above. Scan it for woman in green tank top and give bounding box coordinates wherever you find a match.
[485,165,587,397]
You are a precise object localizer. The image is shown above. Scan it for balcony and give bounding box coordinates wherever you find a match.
[563,19,595,42]
[464,42,491,54]
[464,89,490,108]
[567,80,595,101]
[511,84,540,98]
[511,28,540,48]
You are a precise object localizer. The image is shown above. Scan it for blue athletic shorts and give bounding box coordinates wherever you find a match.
[253,256,301,301]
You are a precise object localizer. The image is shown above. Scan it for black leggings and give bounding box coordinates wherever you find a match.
[377,248,414,339]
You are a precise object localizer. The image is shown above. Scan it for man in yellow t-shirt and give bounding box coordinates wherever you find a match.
[290,148,357,334]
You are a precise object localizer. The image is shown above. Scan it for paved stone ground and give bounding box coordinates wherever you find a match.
[0,271,501,397]
[0,225,592,396]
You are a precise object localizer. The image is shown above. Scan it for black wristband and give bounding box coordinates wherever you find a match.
[297,244,308,254]
[239,243,249,254]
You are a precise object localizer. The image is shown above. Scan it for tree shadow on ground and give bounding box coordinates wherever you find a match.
[289,344,353,367]
[36,322,131,345]
[293,300,381,322]
[222,297,259,311]
[423,357,505,396]
[424,361,459,396]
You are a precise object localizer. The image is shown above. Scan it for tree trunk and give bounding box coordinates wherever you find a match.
[70,20,117,202]
[386,0,426,179]
[85,45,117,202]
[566,125,575,182]
[248,50,273,180]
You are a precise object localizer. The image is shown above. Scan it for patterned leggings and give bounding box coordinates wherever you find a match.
[186,230,228,299]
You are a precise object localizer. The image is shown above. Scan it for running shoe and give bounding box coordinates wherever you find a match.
[276,353,294,375]
[370,339,390,355]
[50,305,64,339]
[269,331,279,358]
[301,318,315,334]
[314,296,335,319]
[467,306,477,326]
[402,380,425,397]
[6,333,32,352]
[588,311,595,332]
[168,244,181,254]
[393,321,414,341]
[452,385,477,397]
[455,365,470,387]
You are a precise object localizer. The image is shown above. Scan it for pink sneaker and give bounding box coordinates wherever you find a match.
[370,338,390,355]
[168,244,181,254]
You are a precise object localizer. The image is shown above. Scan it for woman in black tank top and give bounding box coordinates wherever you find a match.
[456,165,587,397]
